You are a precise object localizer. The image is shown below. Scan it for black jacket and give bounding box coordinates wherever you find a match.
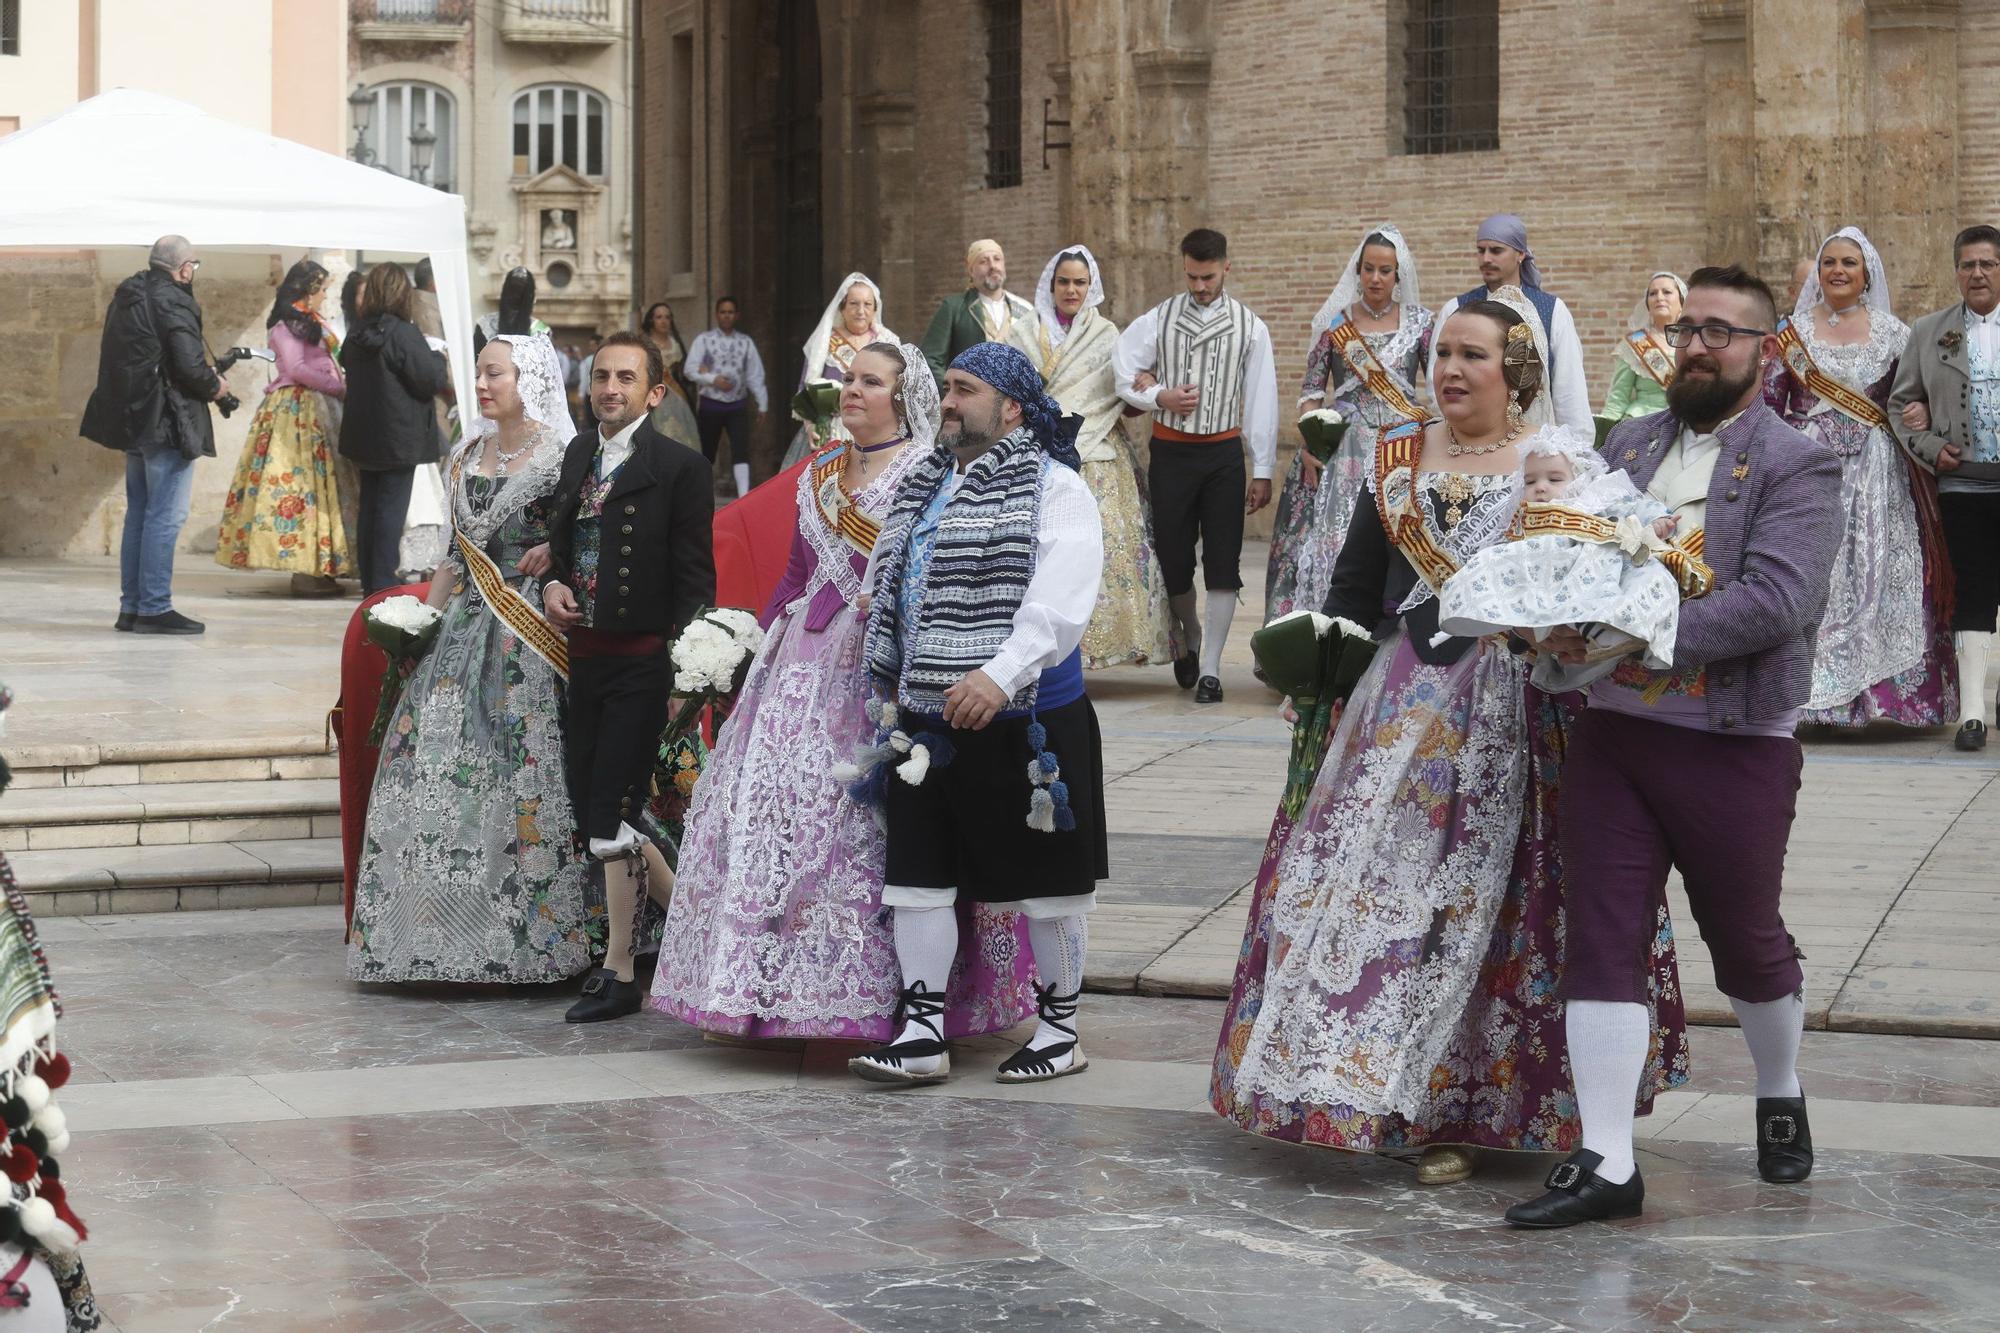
[338,313,448,470]
[80,269,222,459]
[1322,492,1476,667]
[543,421,716,639]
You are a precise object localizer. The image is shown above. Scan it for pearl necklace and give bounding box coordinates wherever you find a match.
[1445,420,1524,457]
[1359,298,1395,321]
[490,433,532,467]
[1825,298,1863,327]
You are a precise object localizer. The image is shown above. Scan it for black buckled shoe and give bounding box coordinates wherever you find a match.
[1756,1094,1814,1183]
[115,612,135,632]
[1504,1150,1644,1229]
[1194,675,1224,704]
[849,982,951,1086]
[996,983,1088,1084]
[564,967,644,1024]
[1955,720,1987,752]
[1173,651,1200,690]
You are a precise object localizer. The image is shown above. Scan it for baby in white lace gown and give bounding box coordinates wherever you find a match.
[1438,427,1685,691]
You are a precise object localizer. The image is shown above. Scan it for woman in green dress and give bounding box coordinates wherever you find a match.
[348,334,592,984]
[1600,271,1685,421]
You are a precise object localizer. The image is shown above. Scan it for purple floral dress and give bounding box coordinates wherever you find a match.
[650,445,1039,1039]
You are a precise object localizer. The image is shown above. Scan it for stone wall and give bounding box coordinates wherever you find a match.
[0,252,277,559]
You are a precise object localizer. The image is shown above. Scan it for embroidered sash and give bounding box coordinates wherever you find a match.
[1775,318,1889,429]
[1328,312,1431,424]
[1514,502,1715,599]
[1624,329,1675,389]
[811,447,883,558]
[1371,421,1460,593]
[447,456,569,679]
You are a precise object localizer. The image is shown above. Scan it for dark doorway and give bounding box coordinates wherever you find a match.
[773,6,823,412]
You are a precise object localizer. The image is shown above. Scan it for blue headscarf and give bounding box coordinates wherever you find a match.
[947,342,1083,470]
[1476,213,1543,289]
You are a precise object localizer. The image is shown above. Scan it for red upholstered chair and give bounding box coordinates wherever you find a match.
[712,458,810,613]
[333,582,429,925]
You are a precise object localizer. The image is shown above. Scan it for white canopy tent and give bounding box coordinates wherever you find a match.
[0,88,479,412]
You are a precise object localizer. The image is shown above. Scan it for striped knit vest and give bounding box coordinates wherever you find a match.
[1152,293,1254,435]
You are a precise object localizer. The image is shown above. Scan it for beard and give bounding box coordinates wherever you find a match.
[975,272,1005,295]
[1667,356,1759,429]
[941,401,1007,455]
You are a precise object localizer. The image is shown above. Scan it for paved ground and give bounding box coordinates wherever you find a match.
[45,905,2000,1331]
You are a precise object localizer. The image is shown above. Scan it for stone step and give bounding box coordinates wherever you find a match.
[5,735,337,790]
[8,836,345,919]
[0,779,341,852]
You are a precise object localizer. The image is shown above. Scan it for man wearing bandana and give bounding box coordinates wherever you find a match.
[1433,213,1593,431]
[848,342,1107,1087]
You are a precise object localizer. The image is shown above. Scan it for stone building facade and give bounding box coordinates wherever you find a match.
[635,0,1991,502]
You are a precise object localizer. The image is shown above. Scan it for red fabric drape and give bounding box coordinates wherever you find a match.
[712,459,809,612]
[335,582,430,926]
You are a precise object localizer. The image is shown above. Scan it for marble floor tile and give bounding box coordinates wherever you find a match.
[102,1277,480,1333]
[342,1197,713,1284]
[252,1053,657,1119]
[427,1269,867,1333]
[784,1255,1215,1332]
[80,1183,401,1296]
[63,1073,302,1131]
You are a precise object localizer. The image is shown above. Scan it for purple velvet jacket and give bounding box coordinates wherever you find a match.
[1603,402,1842,732]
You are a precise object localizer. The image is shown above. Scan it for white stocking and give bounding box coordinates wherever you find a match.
[1169,591,1201,660]
[882,904,958,1074]
[1025,914,1087,1055]
[1958,630,1993,726]
[1198,591,1236,680]
[1565,1000,1649,1185]
[1729,992,1805,1099]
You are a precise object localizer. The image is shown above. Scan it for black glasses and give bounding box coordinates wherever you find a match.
[1663,322,1768,349]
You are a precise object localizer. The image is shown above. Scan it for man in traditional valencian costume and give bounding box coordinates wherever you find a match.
[848,342,1107,1087]
[918,239,1041,385]
[1507,266,1842,1228]
[543,332,716,1022]
[1113,228,1278,703]
[1434,213,1594,431]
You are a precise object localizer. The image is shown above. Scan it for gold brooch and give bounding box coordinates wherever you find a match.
[1623,449,1638,462]
[1732,463,1750,480]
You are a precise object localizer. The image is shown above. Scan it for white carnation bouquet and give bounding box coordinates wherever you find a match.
[663,607,765,748]
[362,595,445,745]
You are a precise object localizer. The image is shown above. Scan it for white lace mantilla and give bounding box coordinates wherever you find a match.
[1392,468,1522,614]
[793,444,925,614]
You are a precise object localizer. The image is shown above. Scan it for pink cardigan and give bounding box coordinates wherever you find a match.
[267,321,345,398]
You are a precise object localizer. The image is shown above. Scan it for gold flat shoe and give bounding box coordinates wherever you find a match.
[1415,1144,1479,1185]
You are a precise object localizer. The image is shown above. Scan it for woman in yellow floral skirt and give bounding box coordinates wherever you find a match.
[215,260,350,593]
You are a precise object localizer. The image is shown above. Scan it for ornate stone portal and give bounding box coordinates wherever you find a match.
[500,163,629,332]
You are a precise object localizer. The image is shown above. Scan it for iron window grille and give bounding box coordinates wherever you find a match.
[1401,0,1499,155]
[985,0,1022,189]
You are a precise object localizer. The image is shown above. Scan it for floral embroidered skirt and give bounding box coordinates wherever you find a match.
[1263,428,1371,624]
[1210,633,1690,1151]
[1081,454,1176,669]
[214,385,349,578]
[651,602,1039,1040]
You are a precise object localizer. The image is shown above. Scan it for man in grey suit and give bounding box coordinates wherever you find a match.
[1506,265,1842,1230]
[1889,223,2000,751]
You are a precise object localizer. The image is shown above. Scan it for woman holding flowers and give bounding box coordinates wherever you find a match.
[651,341,1038,1041]
[1212,298,1689,1185]
[1264,226,1434,623]
[348,334,592,984]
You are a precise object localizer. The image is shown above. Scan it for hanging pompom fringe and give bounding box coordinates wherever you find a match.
[1026,786,1056,832]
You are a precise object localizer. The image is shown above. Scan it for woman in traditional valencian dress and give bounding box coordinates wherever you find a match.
[1212,296,1689,1185]
[349,335,592,984]
[781,273,895,469]
[1601,271,1685,422]
[652,341,1037,1040]
[1765,226,1958,728]
[1033,245,1175,669]
[641,301,703,449]
[1265,226,1434,624]
[214,260,350,595]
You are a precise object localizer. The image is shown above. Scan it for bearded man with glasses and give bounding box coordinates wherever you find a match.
[1890,224,2000,751]
[1504,265,1842,1230]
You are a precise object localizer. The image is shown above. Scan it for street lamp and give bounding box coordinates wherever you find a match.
[347,84,375,165]
[409,122,437,187]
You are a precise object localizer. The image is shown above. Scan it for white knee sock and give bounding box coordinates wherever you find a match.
[1025,914,1088,1057]
[1169,591,1201,660]
[1729,992,1805,1099]
[1198,590,1237,680]
[1958,630,1993,726]
[882,904,958,1072]
[1565,1000,1649,1185]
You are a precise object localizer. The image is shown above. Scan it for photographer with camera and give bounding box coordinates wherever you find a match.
[82,235,244,635]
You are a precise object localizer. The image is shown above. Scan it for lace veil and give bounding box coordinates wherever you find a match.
[1309,223,1422,348]
[1034,244,1107,350]
[1795,226,1893,319]
[889,340,942,451]
[1483,284,1558,431]
[800,273,891,383]
[453,332,573,545]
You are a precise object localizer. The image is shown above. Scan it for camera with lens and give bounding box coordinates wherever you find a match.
[215,392,242,419]
[214,345,254,375]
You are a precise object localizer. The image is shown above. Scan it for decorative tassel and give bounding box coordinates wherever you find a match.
[31,1105,65,1142]
[47,1129,68,1156]
[916,731,956,768]
[1026,722,1048,751]
[830,761,862,783]
[1048,779,1076,831]
[0,1098,26,1131]
[896,744,931,786]
[888,732,913,754]
[1026,787,1056,832]
[16,1197,55,1244]
[0,1206,19,1245]
[1036,751,1060,780]
[35,1052,70,1091]
[1,1144,37,1183]
[16,1077,48,1116]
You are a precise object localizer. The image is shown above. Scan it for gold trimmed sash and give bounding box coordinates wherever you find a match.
[811,447,882,558]
[1624,330,1675,390]
[455,525,570,680]
[1775,318,1888,429]
[1371,421,1459,592]
[1514,502,1714,599]
[1327,313,1431,425]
